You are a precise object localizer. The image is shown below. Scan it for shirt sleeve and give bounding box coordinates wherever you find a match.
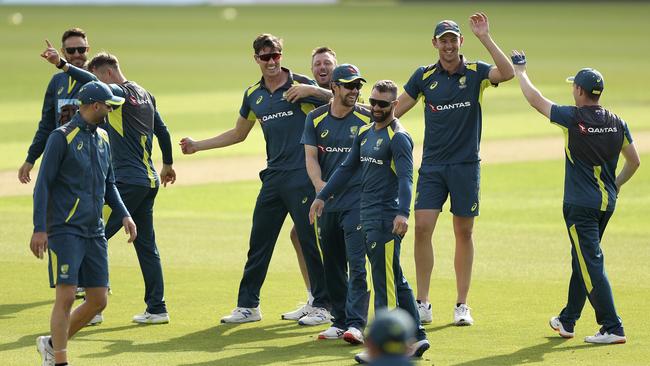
[33,132,66,232]
[26,76,58,164]
[317,130,363,202]
[403,67,423,100]
[301,111,317,146]
[477,61,494,82]
[239,91,256,122]
[550,104,575,128]
[65,64,98,84]
[151,95,173,165]
[391,132,414,218]
[622,120,633,146]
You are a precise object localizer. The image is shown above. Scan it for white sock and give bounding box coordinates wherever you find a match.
[307,290,314,305]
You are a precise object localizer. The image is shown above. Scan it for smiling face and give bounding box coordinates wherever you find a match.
[61,36,89,68]
[254,46,283,79]
[432,33,463,64]
[311,52,337,88]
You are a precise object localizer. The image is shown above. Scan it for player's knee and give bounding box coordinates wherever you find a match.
[85,293,108,312]
[453,226,473,242]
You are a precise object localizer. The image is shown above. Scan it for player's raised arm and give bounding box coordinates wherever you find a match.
[180,115,255,154]
[469,13,515,84]
[511,51,553,119]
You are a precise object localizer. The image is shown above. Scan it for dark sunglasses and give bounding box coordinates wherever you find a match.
[336,82,363,91]
[369,98,394,108]
[256,52,282,62]
[65,47,88,55]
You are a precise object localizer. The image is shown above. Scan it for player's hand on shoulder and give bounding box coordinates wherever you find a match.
[285,84,312,103]
[30,232,48,259]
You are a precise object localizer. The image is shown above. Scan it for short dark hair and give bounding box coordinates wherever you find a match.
[373,80,398,100]
[88,52,119,72]
[61,28,86,45]
[253,34,283,55]
[311,46,336,60]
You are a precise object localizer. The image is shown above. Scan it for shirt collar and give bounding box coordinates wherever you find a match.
[72,113,98,132]
[434,55,468,76]
[259,67,294,91]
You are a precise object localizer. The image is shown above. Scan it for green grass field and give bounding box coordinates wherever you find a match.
[1,2,649,365]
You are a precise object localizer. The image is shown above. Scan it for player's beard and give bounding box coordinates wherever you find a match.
[341,93,357,107]
[372,107,392,123]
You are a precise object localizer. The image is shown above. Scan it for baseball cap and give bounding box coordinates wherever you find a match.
[566,68,604,95]
[434,20,461,38]
[78,81,125,106]
[331,64,366,83]
[367,309,416,355]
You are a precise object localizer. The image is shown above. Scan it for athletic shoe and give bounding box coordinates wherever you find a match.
[549,316,574,338]
[354,350,371,364]
[36,335,54,366]
[75,287,85,299]
[454,304,474,326]
[298,307,332,326]
[220,307,261,323]
[417,301,432,324]
[133,311,170,324]
[584,330,626,344]
[343,327,364,345]
[408,339,431,358]
[318,326,345,340]
[281,303,315,321]
[87,313,103,326]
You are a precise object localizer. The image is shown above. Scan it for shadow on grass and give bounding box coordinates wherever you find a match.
[0,299,51,319]
[77,322,359,365]
[451,337,601,366]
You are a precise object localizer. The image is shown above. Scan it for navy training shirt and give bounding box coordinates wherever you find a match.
[550,104,632,211]
[403,56,494,165]
[302,104,371,212]
[240,67,325,171]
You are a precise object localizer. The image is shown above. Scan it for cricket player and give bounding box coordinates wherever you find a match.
[311,80,429,363]
[32,81,136,366]
[282,46,339,322]
[180,34,332,324]
[20,28,88,182]
[301,64,370,342]
[395,13,515,325]
[511,51,640,344]
[41,43,176,324]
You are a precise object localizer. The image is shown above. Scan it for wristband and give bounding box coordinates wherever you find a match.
[56,59,67,69]
[511,54,526,65]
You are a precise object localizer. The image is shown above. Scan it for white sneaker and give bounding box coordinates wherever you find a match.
[133,311,170,324]
[298,307,332,326]
[281,303,315,321]
[454,304,474,326]
[549,316,574,338]
[408,339,430,358]
[417,301,432,324]
[220,307,261,323]
[36,335,54,366]
[343,327,364,345]
[87,313,103,326]
[584,331,626,344]
[354,350,371,364]
[318,326,345,340]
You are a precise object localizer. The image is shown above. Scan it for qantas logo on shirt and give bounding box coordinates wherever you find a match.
[318,145,351,154]
[428,101,471,112]
[261,110,294,122]
[578,122,618,135]
[360,156,384,165]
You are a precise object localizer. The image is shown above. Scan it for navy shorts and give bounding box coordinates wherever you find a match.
[47,234,109,288]
[414,162,480,217]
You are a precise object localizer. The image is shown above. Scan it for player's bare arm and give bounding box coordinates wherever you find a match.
[305,145,326,193]
[469,13,515,84]
[180,116,255,154]
[616,142,641,193]
[394,92,418,118]
[512,51,553,118]
[285,84,333,103]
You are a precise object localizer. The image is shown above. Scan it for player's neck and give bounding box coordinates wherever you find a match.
[439,57,462,74]
[263,70,288,93]
[330,101,353,118]
[374,118,394,130]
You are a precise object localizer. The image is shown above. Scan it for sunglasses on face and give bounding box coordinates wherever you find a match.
[337,82,363,91]
[256,52,282,62]
[369,98,394,108]
[65,47,88,55]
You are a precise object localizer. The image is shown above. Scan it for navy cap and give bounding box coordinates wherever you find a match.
[331,64,366,83]
[434,20,461,38]
[367,309,416,355]
[566,68,604,95]
[78,81,125,106]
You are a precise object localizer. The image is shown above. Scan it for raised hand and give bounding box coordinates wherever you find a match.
[511,50,527,73]
[469,12,490,38]
[40,39,61,65]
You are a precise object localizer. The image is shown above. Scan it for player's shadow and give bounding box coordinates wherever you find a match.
[451,337,601,366]
[78,321,354,364]
[0,299,51,319]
